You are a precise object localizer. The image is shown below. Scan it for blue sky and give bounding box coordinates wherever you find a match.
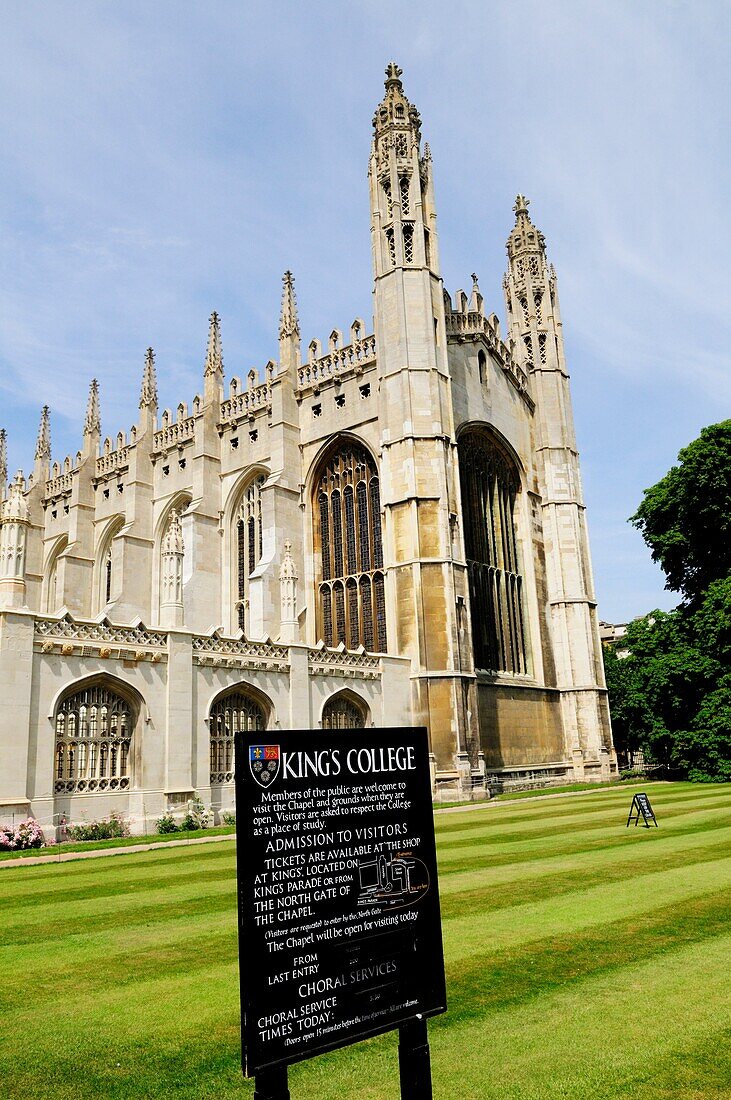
[0,1,728,622]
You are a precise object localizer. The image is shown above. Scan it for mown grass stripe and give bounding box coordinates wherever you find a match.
[1,784,728,1100]
[441,855,731,963]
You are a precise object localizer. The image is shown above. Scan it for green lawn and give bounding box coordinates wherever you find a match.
[1,783,729,1099]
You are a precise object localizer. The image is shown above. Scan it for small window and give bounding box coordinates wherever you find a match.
[478,351,487,385]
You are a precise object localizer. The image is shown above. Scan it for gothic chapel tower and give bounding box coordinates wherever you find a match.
[504,197,613,773]
[370,64,479,788]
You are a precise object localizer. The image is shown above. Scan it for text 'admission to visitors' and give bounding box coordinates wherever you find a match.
[235,727,447,1075]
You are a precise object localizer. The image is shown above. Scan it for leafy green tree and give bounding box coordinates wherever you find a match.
[631,420,731,605]
[605,424,731,781]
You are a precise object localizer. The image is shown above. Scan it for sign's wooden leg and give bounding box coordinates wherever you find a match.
[254,1067,290,1100]
[399,1017,432,1099]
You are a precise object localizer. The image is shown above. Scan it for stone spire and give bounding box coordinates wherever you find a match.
[279,271,300,340]
[204,312,223,378]
[278,271,302,374]
[369,62,439,277]
[140,348,158,409]
[372,60,422,155]
[0,429,7,500]
[507,194,546,261]
[84,379,101,436]
[35,406,51,462]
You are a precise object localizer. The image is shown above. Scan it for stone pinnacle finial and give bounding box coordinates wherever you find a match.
[84,379,101,436]
[35,405,51,462]
[4,470,29,522]
[162,508,184,556]
[514,194,530,221]
[140,347,158,409]
[469,273,483,314]
[385,61,403,88]
[280,539,297,580]
[0,428,7,492]
[204,311,223,377]
[279,271,300,340]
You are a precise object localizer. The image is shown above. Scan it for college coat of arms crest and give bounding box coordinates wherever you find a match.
[249,745,280,788]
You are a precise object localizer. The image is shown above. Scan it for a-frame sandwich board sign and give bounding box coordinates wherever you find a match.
[626,791,658,827]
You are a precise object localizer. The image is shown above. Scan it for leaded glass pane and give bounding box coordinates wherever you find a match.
[209,691,266,784]
[54,684,134,794]
[459,430,527,674]
[314,444,387,653]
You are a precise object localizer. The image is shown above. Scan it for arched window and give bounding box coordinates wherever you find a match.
[96,517,124,613]
[458,429,528,674]
[322,693,367,730]
[45,537,67,614]
[478,350,487,385]
[54,682,134,793]
[236,475,265,634]
[209,689,267,785]
[314,442,387,652]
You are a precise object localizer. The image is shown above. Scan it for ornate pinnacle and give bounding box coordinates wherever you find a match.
[279,271,300,340]
[514,194,530,220]
[84,379,101,436]
[0,428,7,491]
[204,311,223,377]
[470,274,483,314]
[35,405,51,462]
[280,539,298,580]
[162,508,184,556]
[3,470,29,522]
[140,347,158,409]
[385,61,403,87]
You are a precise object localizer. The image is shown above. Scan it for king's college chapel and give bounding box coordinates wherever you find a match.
[0,64,615,832]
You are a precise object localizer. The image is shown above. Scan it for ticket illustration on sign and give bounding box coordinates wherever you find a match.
[356,853,429,909]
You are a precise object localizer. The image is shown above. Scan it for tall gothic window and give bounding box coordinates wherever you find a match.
[54,682,134,794]
[209,689,266,784]
[322,693,367,729]
[458,429,528,674]
[236,475,265,633]
[314,442,387,652]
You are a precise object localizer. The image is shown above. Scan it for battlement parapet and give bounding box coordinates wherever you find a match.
[96,445,132,478]
[298,332,376,393]
[45,469,77,499]
[220,370,273,424]
[153,415,196,454]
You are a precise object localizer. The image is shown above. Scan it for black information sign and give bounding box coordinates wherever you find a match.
[234,727,447,1077]
[626,791,658,827]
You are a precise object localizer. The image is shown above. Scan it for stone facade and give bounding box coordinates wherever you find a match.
[0,65,615,835]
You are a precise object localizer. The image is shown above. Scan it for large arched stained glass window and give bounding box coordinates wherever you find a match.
[209,690,266,785]
[314,442,387,652]
[54,682,134,794]
[458,429,528,674]
[235,475,265,634]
